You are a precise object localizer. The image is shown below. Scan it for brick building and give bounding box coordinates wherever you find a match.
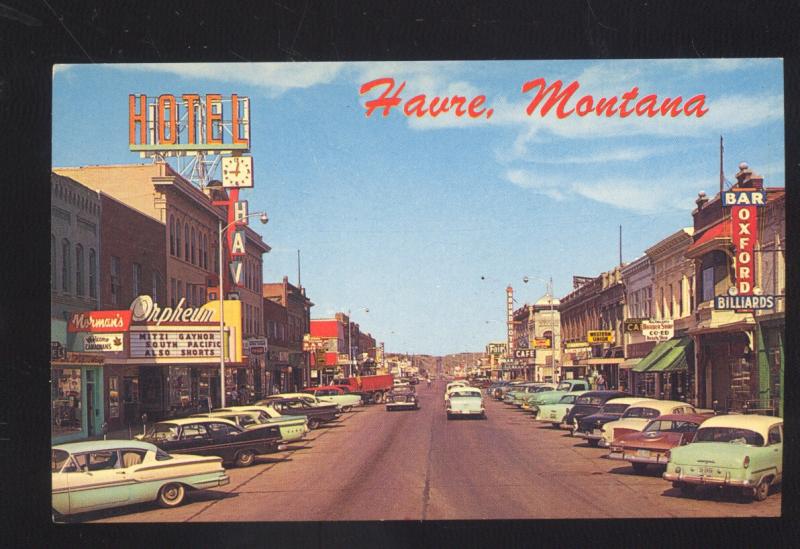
[263,276,313,390]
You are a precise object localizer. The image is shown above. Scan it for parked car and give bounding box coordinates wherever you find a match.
[192,408,310,443]
[302,386,363,412]
[137,417,284,467]
[663,414,783,501]
[523,379,592,413]
[386,386,420,411]
[444,381,470,402]
[503,382,541,405]
[446,387,486,419]
[258,397,341,429]
[533,391,589,426]
[561,390,631,433]
[607,413,713,473]
[52,440,229,518]
[494,380,529,401]
[575,398,656,447]
[514,383,558,408]
[597,400,699,448]
[487,380,511,399]
[260,392,342,410]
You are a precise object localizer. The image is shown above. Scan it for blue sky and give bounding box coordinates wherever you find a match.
[52,59,785,355]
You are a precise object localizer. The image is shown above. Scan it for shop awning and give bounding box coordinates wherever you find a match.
[620,358,641,369]
[632,337,693,373]
[586,358,622,365]
[685,219,731,258]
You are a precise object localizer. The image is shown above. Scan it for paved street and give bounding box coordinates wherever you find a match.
[84,381,780,522]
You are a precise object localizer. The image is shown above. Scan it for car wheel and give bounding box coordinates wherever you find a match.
[679,484,696,497]
[631,462,648,474]
[754,478,771,502]
[157,483,186,508]
[308,418,321,430]
[587,438,600,447]
[551,423,560,429]
[235,449,256,467]
[342,405,352,413]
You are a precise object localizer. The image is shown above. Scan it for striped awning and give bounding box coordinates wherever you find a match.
[632,337,693,373]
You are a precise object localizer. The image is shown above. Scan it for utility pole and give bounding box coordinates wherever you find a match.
[719,135,725,194]
[619,225,622,268]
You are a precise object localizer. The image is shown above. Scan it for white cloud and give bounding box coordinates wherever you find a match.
[110,62,345,95]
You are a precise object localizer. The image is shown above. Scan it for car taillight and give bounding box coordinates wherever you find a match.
[743,456,750,468]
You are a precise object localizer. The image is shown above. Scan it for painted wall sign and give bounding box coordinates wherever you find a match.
[715,295,775,310]
[83,333,125,352]
[726,188,765,297]
[130,295,214,326]
[68,310,132,333]
[532,337,552,349]
[128,93,250,154]
[513,349,535,359]
[587,330,615,344]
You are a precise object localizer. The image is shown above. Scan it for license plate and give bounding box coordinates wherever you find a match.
[636,449,650,458]
[549,411,557,418]
[592,429,602,436]
[701,466,714,474]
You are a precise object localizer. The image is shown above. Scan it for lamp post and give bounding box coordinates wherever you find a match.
[218,211,269,408]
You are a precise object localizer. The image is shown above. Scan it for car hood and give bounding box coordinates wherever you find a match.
[670,442,757,468]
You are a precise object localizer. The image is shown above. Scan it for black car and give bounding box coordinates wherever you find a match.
[140,417,284,467]
[575,399,640,447]
[385,387,420,411]
[562,391,630,435]
[257,397,341,429]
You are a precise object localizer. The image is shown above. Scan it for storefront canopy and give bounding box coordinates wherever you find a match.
[632,337,693,373]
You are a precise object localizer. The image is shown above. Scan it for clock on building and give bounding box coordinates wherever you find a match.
[222,155,254,188]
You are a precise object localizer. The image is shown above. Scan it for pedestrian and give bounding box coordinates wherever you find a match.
[239,385,249,405]
[596,373,607,390]
[230,387,239,406]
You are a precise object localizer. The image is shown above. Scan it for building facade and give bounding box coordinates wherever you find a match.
[620,255,654,393]
[263,276,313,390]
[559,276,601,382]
[531,293,561,383]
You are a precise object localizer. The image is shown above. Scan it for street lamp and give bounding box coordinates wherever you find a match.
[218,211,269,408]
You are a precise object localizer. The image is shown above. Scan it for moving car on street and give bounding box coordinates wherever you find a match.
[574,398,655,447]
[533,391,589,426]
[259,397,341,429]
[52,440,230,518]
[663,414,783,501]
[446,387,486,419]
[138,417,285,467]
[561,390,631,433]
[598,400,698,448]
[607,413,712,473]
[302,386,363,412]
[444,381,470,402]
[385,386,420,411]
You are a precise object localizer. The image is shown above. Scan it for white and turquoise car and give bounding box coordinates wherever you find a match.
[663,414,783,501]
[446,387,486,419]
[303,386,363,412]
[52,440,229,518]
[533,391,589,426]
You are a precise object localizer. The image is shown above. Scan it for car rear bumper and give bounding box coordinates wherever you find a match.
[608,451,668,464]
[663,471,752,488]
[447,409,484,416]
[193,474,230,489]
[386,403,418,409]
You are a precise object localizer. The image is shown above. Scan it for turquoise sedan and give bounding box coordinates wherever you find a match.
[52,440,229,518]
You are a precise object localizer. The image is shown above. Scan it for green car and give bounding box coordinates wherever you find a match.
[214,406,310,443]
[663,414,783,501]
[524,379,592,413]
[533,391,589,426]
[505,383,556,406]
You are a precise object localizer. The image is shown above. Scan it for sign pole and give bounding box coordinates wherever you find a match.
[218,219,226,409]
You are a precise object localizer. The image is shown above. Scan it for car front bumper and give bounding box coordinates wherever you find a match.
[574,430,603,441]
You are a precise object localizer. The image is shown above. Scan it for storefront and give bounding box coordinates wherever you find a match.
[755,315,784,417]
[630,336,694,402]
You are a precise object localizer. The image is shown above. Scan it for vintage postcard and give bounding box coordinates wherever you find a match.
[50,59,784,522]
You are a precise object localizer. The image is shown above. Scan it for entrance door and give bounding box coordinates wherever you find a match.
[86,370,95,436]
[209,376,219,408]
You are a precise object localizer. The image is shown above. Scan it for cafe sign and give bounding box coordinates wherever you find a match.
[587,330,614,344]
[83,333,124,352]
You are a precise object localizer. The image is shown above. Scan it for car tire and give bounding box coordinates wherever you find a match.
[587,439,600,447]
[754,478,771,502]
[679,484,696,497]
[342,405,352,413]
[235,449,256,467]
[631,462,648,474]
[308,418,321,430]
[157,483,186,508]
[373,392,383,404]
[551,423,560,429]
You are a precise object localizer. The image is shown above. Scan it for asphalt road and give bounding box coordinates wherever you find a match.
[84,380,781,522]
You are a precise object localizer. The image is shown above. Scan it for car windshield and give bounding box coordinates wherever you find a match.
[558,395,577,404]
[147,423,180,441]
[622,407,660,419]
[556,382,572,391]
[577,396,604,405]
[694,427,764,446]
[52,449,70,473]
[601,403,629,414]
[644,420,699,433]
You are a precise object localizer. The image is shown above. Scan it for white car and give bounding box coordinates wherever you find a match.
[599,400,698,448]
[444,381,470,402]
[446,387,486,419]
[52,440,229,518]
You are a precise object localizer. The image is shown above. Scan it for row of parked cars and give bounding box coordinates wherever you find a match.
[52,388,365,519]
[487,379,784,502]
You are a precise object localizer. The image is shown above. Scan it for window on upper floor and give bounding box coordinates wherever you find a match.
[152,271,159,302]
[169,215,175,255]
[175,218,182,258]
[170,278,176,307]
[89,249,97,298]
[184,224,190,260]
[191,227,196,265]
[132,263,141,297]
[51,234,57,290]
[75,244,84,296]
[668,283,674,319]
[61,239,71,293]
[110,256,121,305]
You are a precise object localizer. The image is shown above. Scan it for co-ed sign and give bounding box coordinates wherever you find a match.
[587,330,614,344]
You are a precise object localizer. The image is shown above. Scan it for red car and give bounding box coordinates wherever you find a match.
[607,413,714,473]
